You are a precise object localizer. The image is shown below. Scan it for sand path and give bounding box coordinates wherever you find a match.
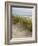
[12,24,32,38]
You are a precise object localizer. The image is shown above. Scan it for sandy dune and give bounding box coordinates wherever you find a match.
[12,24,32,38]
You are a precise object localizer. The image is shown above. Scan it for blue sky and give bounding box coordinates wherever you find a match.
[12,7,32,16]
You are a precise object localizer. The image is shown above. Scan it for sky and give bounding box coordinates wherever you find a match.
[12,7,32,16]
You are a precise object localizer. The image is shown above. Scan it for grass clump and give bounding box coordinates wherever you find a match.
[12,15,32,32]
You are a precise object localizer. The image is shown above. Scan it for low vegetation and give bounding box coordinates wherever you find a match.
[11,15,32,32]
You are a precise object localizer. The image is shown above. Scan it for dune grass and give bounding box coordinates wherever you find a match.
[11,15,32,32]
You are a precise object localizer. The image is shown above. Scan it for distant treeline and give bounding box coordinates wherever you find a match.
[11,15,32,32]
